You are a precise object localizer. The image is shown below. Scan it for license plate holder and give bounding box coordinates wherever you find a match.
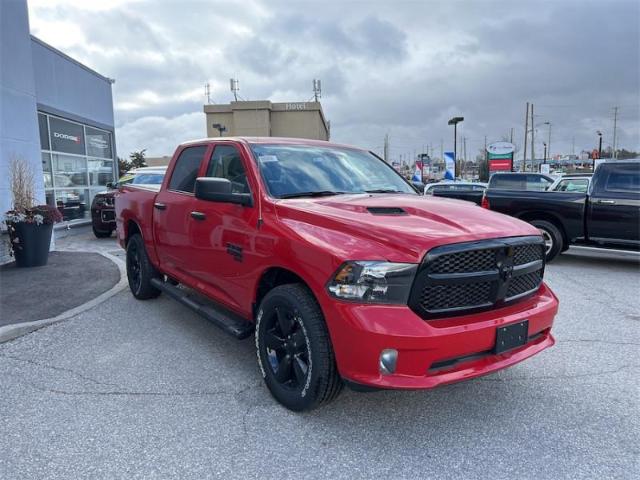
[495,320,528,354]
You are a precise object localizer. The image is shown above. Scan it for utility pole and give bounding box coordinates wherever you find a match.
[463,136,467,179]
[612,106,619,159]
[383,133,389,163]
[547,123,551,162]
[510,127,514,144]
[523,102,529,172]
[530,103,535,172]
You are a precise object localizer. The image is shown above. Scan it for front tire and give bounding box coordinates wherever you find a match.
[256,284,343,411]
[92,226,112,238]
[126,233,161,299]
[530,220,563,262]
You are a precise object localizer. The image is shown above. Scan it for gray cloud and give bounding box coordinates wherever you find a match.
[29,0,639,159]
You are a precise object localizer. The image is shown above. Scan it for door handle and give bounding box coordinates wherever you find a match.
[190,211,206,221]
[154,202,167,210]
[596,199,616,205]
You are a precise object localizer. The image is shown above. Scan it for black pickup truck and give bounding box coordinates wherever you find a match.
[482,160,640,261]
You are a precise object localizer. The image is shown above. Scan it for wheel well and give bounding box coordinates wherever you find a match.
[517,212,568,247]
[126,220,141,246]
[254,267,308,314]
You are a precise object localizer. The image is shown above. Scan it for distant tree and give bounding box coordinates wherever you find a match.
[477,147,489,182]
[616,149,640,160]
[117,157,132,175]
[129,149,147,169]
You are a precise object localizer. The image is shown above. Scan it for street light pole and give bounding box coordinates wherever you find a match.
[448,116,464,178]
[544,122,551,163]
[543,142,547,165]
[597,131,603,170]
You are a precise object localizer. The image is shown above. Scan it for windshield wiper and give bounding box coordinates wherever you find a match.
[278,190,349,199]
[364,189,405,194]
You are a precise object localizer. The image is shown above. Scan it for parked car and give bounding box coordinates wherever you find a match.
[424,181,487,205]
[91,166,166,238]
[482,160,640,261]
[547,173,592,193]
[116,137,558,411]
[488,172,554,192]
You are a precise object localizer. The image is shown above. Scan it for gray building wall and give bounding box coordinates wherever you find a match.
[0,0,45,263]
[0,0,115,264]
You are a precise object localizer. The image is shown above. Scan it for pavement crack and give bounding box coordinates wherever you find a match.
[0,353,120,388]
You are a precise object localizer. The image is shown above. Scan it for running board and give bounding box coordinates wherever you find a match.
[150,278,254,339]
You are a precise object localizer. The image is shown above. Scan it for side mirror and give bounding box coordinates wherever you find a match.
[106,182,115,189]
[194,177,253,207]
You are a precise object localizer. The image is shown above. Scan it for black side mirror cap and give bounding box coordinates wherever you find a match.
[106,182,115,189]
[194,177,253,207]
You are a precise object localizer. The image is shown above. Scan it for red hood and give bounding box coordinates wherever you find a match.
[275,194,540,263]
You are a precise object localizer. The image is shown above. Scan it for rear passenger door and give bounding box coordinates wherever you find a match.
[587,163,640,245]
[187,143,260,313]
[153,145,208,276]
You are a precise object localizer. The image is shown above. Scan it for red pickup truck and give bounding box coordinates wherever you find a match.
[115,137,558,411]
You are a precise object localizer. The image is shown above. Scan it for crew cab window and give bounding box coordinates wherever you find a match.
[206,145,249,193]
[604,165,640,193]
[168,146,207,193]
[554,178,589,193]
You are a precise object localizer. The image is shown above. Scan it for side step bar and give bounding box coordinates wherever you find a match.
[150,278,254,339]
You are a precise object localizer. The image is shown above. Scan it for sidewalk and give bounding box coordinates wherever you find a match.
[0,227,125,341]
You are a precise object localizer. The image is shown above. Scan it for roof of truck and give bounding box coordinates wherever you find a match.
[178,136,366,151]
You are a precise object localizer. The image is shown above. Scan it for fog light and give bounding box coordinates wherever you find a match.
[379,349,398,375]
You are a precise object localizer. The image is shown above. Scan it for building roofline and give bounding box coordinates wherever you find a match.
[30,35,115,85]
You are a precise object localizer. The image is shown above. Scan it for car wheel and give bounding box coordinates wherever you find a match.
[256,284,343,411]
[530,220,563,262]
[92,226,112,238]
[126,233,161,299]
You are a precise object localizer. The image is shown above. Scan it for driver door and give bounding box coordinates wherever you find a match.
[188,143,260,313]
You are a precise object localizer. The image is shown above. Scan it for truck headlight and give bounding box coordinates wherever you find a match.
[327,261,418,304]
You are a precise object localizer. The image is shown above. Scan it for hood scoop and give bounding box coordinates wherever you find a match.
[367,206,407,215]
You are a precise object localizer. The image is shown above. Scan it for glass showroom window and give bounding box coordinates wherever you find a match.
[38,112,115,223]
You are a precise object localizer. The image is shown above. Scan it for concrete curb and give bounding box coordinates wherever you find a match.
[0,250,127,343]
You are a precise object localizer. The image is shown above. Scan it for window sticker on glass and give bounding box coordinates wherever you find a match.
[259,155,279,163]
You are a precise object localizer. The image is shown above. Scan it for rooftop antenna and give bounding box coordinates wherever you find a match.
[204,82,211,104]
[312,79,322,102]
[230,78,239,101]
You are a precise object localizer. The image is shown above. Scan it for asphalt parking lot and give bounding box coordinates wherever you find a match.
[1,243,638,479]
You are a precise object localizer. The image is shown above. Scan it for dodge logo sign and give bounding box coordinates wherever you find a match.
[53,132,80,143]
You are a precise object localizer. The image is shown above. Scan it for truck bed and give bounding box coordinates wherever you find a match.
[485,189,587,241]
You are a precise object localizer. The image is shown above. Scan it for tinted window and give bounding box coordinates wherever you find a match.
[207,145,249,193]
[554,178,589,193]
[604,165,640,193]
[168,146,206,193]
[526,175,552,191]
[49,117,85,155]
[489,174,526,189]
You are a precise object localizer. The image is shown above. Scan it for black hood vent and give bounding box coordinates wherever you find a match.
[367,207,407,215]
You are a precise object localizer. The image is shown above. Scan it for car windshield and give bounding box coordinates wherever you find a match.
[132,173,164,185]
[251,144,416,198]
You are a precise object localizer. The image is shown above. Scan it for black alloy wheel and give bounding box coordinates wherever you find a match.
[256,284,342,411]
[126,233,161,300]
[263,306,310,389]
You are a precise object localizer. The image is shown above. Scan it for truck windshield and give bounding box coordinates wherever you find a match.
[251,144,416,198]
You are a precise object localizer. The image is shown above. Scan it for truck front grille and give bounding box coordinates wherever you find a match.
[408,236,545,319]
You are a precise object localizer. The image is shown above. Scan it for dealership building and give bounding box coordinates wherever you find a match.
[1,0,116,263]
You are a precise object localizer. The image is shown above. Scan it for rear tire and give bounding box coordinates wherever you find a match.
[530,220,563,262]
[256,284,343,411]
[126,233,161,299]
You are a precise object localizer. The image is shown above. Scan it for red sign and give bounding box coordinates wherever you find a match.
[489,158,512,172]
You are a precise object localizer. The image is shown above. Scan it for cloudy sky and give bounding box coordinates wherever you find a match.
[28,0,639,161]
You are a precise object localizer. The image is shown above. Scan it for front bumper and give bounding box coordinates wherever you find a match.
[322,283,558,389]
[91,207,115,230]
